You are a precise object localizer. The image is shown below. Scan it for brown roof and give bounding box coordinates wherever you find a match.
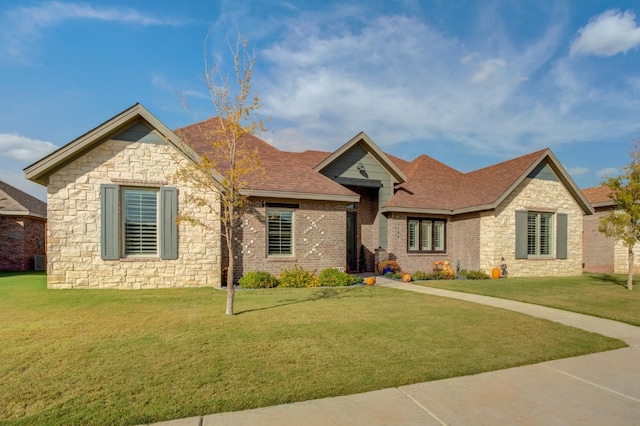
[0,180,47,218]
[175,119,357,199]
[582,186,613,206]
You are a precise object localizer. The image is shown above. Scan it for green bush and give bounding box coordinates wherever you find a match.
[412,271,430,281]
[425,271,455,280]
[384,271,403,280]
[460,269,491,280]
[279,266,319,288]
[238,271,279,289]
[317,268,358,287]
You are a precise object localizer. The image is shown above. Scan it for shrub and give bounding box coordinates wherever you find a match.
[238,271,279,289]
[317,268,358,287]
[412,271,430,281]
[376,260,401,275]
[460,269,491,280]
[384,271,403,280]
[426,271,455,280]
[279,266,319,288]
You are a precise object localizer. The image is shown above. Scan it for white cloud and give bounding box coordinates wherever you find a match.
[570,10,640,57]
[0,133,58,162]
[470,59,507,83]
[565,166,589,177]
[597,167,618,178]
[1,1,185,61]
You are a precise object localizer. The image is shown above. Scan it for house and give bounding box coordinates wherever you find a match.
[24,104,593,289]
[0,180,47,271]
[582,186,640,274]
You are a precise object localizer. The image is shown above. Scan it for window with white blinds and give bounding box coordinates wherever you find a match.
[267,209,293,256]
[407,218,446,252]
[527,212,552,256]
[124,189,158,255]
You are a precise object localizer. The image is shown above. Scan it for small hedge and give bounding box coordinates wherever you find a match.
[317,268,362,287]
[238,271,279,289]
[460,269,491,280]
[279,266,319,288]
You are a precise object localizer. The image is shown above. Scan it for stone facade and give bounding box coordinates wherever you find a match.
[0,216,46,271]
[481,177,584,277]
[46,137,221,289]
[229,198,348,281]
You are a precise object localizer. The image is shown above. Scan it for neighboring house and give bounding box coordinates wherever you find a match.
[0,180,47,271]
[582,186,640,274]
[24,104,593,289]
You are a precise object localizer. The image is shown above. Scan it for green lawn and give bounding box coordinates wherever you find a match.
[419,274,640,326]
[0,272,626,425]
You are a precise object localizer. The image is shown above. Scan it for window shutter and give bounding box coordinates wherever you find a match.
[101,184,120,260]
[556,213,568,259]
[515,210,528,259]
[160,187,179,260]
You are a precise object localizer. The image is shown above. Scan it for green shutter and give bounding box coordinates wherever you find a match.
[515,210,528,259]
[101,184,120,260]
[556,213,568,259]
[160,187,178,260]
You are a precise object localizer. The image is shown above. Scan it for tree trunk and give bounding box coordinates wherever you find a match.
[628,245,634,291]
[226,249,235,314]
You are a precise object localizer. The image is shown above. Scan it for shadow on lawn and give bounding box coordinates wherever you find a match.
[591,273,630,289]
[236,286,360,315]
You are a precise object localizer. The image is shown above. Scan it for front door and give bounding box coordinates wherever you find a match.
[346,212,357,272]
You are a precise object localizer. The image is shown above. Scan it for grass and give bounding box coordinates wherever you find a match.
[0,272,626,425]
[418,273,640,326]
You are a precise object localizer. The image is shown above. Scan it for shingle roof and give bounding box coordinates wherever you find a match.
[175,119,358,199]
[0,180,47,218]
[582,186,613,206]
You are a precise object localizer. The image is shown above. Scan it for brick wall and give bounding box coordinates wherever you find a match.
[583,207,615,273]
[0,216,46,271]
[229,198,348,281]
[46,138,221,289]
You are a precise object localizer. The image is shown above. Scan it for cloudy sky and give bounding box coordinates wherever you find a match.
[2,1,640,201]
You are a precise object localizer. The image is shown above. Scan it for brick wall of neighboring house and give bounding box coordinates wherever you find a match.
[229,198,348,281]
[482,177,584,277]
[583,207,615,273]
[0,216,46,271]
[46,138,221,289]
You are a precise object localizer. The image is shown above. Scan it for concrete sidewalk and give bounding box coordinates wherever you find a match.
[149,278,640,426]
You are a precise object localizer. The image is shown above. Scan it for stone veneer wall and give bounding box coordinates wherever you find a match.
[229,198,348,281]
[0,216,46,271]
[481,177,584,277]
[46,137,221,289]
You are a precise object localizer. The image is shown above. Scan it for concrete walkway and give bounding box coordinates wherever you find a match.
[149,278,640,426]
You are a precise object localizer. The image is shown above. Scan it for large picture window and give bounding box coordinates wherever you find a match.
[100,184,178,260]
[267,209,293,256]
[408,218,446,252]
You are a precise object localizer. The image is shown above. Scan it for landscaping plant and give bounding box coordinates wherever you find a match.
[238,271,279,289]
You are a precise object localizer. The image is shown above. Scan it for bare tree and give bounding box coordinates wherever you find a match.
[173,36,267,314]
[598,140,640,290]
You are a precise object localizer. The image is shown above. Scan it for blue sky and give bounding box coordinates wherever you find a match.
[2,1,640,201]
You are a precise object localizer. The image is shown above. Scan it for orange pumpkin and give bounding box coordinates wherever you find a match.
[365,277,376,286]
[402,273,412,283]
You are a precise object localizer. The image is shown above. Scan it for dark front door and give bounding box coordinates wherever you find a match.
[347,212,357,272]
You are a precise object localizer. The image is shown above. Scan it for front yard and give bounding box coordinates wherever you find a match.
[419,273,640,326]
[0,272,626,425]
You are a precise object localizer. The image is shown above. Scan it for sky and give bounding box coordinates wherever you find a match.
[2,0,640,201]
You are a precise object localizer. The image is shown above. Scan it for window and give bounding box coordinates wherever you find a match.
[101,185,178,260]
[408,218,446,252]
[267,209,293,256]
[527,212,552,256]
[515,211,567,260]
[124,189,158,255]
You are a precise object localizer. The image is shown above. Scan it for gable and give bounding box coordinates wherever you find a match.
[319,143,390,187]
[112,122,166,145]
[527,161,559,182]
